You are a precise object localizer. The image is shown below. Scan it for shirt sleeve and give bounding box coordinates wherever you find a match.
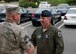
[54,30,64,54]
[31,29,37,46]
[0,35,7,54]
[20,28,34,49]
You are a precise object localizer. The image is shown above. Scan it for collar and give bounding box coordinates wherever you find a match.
[5,21,17,25]
[42,24,53,32]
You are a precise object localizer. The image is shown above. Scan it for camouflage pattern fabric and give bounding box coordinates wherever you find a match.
[0,21,31,54]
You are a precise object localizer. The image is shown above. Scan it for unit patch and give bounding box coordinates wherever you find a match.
[58,31,62,37]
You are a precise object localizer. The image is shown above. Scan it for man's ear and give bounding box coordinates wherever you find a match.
[13,15,18,21]
[48,17,51,21]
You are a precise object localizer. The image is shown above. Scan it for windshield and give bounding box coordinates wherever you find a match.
[67,9,76,14]
[50,7,57,14]
[19,8,27,13]
[35,8,50,13]
[57,4,69,9]
[58,4,69,7]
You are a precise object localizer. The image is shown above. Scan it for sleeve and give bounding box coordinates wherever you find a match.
[20,28,34,49]
[31,29,37,46]
[0,36,16,54]
[54,30,64,54]
[0,35,7,54]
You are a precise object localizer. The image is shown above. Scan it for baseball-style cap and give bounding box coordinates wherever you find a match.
[6,6,19,13]
[41,10,52,17]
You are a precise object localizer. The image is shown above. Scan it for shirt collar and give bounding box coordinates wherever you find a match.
[42,24,53,32]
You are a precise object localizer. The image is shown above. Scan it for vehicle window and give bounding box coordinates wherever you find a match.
[58,7,67,9]
[50,8,57,14]
[0,6,5,12]
[52,10,57,14]
[41,3,46,4]
[19,9,23,13]
[58,4,69,7]
[40,2,48,4]
[19,8,27,13]
[22,8,27,13]
[58,4,69,9]
[35,8,50,13]
[67,9,76,14]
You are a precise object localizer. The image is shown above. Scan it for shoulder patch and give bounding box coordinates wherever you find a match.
[58,31,62,37]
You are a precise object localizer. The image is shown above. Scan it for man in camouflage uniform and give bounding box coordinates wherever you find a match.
[31,10,64,54]
[0,6,34,54]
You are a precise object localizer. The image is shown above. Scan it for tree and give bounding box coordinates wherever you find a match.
[4,0,18,2]
[67,0,76,5]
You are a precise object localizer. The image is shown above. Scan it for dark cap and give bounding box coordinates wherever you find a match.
[41,10,52,17]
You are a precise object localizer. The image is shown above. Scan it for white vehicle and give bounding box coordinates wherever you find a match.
[38,1,51,8]
[64,8,76,26]
[0,4,6,12]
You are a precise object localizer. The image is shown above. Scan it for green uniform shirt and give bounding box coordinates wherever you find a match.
[31,24,64,54]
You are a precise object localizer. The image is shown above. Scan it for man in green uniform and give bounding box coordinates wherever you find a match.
[31,10,64,54]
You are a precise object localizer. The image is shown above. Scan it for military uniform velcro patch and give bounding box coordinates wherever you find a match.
[58,31,62,37]
[38,35,41,39]
[45,35,48,38]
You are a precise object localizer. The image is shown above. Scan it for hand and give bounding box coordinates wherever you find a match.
[26,47,35,54]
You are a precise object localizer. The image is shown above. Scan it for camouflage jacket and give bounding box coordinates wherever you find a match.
[0,21,32,54]
[31,24,64,54]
